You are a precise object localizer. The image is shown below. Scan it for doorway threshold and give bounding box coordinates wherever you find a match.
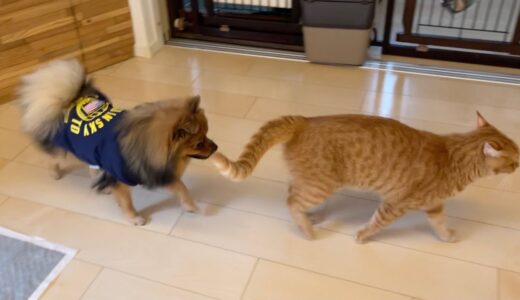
[168,38,520,85]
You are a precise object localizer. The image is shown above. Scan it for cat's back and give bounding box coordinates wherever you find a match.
[304,114,423,140]
[286,114,431,162]
[284,114,443,189]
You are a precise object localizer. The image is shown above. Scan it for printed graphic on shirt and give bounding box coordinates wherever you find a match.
[64,95,122,137]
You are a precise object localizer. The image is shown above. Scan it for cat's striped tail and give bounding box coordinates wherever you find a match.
[211,115,307,181]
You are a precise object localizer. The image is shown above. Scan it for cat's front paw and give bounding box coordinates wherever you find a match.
[308,211,325,225]
[439,229,460,243]
[355,228,371,244]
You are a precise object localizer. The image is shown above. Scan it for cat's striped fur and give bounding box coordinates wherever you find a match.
[211,113,519,242]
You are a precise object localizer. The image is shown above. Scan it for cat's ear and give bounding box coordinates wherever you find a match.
[477,111,489,128]
[483,142,502,158]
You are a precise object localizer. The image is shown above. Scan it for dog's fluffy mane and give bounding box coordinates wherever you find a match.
[116,99,197,188]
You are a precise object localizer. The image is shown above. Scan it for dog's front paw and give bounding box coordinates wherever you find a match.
[183,203,199,213]
[52,169,64,180]
[180,198,199,213]
[130,215,146,226]
[96,188,112,195]
[438,229,460,243]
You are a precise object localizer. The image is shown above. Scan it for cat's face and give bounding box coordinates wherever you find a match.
[482,140,519,174]
[477,112,520,175]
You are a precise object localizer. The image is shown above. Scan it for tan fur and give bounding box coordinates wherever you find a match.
[116,97,214,186]
[19,60,218,226]
[49,96,216,224]
[19,60,85,140]
[212,113,519,242]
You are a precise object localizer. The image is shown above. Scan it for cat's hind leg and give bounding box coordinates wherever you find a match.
[426,205,459,243]
[287,184,329,240]
[356,202,407,243]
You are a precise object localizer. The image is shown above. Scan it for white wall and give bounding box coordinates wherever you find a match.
[128,0,165,58]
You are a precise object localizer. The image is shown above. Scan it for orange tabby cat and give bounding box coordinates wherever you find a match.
[211,113,519,243]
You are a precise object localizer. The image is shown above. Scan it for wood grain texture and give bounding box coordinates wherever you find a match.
[0,0,134,104]
[73,0,134,72]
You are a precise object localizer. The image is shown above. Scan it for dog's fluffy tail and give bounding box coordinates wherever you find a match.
[18,59,85,141]
[211,115,307,181]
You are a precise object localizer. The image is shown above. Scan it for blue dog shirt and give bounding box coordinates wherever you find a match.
[52,92,140,186]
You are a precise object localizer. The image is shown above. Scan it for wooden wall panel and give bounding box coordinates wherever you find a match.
[72,0,134,73]
[0,0,81,103]
[0,0,134,104]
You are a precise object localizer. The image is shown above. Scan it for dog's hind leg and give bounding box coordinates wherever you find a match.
[50,150,67,180]
[88,166,102,179]
[111,182,145,226]
[166,180,199,213]
[89,166,111,194]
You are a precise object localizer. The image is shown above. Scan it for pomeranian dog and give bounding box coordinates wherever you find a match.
[18,59,217,225]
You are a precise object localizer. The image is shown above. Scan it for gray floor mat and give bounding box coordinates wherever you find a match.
[0,228,76,300]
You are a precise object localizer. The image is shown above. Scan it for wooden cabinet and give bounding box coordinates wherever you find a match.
[0,0,134,104]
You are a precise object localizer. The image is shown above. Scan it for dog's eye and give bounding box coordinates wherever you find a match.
[195,141,204,148]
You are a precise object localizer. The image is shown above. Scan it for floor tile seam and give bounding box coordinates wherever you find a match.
[179,42,520,86]
[78,264,103,300]
[169,206,514,273]
[110,59,198,76]
[103,71,196,88]
[0,196,179,237]
[9,159,520,233]
[89,61,122,76]
[99,73,194,91]
[191,67,520,108]
[168,231,418,298]
[254,257,417,299]
[0,196,510,296]
[0,125,26,135]
[323,227,515,272]
[166,42,520,83]
[241,96,520,136]
[168,210,185,236]
[103,66,520,115]
[497,268,501,300]
[0,196,10,208]
[75,261,222,300]
[239,258,259,300]
[360,63,520,87]
[242,97,259,119]
[126,58,256,78]
[185,199,520,272]
[325,191,520,231]
[10,143,32,161]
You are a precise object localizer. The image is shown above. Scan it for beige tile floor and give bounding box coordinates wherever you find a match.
[1,46,520,300]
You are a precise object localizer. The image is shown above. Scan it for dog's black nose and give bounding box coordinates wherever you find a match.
[210,140,218,153]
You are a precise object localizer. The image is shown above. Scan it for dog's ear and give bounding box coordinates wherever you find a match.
[185,95,200,114]
[173,116,199,139]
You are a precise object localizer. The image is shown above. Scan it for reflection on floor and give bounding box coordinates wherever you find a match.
[1,46,519,300]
